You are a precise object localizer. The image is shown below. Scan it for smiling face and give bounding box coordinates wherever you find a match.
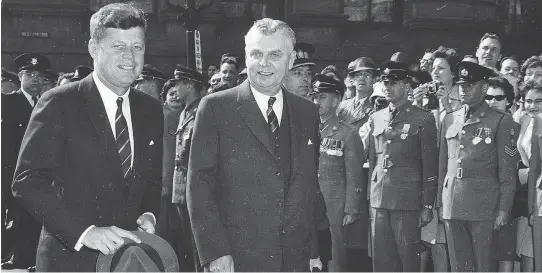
[476,38,501,68]
[89,27,145,95]
[220,63,238,85]
[245,31,294,96]
[284,65,313,97]
[524,89,542,116]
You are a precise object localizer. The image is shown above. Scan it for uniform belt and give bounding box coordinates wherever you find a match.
[452,167,496,179]
[376,156,418,168]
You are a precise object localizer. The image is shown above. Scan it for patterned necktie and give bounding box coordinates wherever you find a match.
[115,97,132,178]
[32,96,38,107]
[267,97,279,133]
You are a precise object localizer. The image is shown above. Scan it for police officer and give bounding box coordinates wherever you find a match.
[284,42,316,99]
[310,74,367,272]
[1,53,50,270]
[437,61,518,272]
[157,66,207,272]
[41,70,57,93]
[134,64,168,100]
[363,60,438,272]
[337,57,378,128]
[1,68,20,94]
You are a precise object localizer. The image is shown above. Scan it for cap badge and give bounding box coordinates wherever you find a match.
[460,69,468,77]
[31,58,38,65]
[384,68,390,74]
[296,51,309,59]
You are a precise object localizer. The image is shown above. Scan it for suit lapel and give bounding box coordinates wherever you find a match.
[80,75,123,181]
[236,81,275,157]
[464,103,489,126]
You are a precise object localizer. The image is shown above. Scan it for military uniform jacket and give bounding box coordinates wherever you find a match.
[172,100,200,204]
[337,96,372,128]
[367,103,438,210]
[437,102,519,221]
[318,114,366,224]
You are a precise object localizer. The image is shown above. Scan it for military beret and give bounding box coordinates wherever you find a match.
[174,65,207,84]
[454,61,496,84]
[309,73,344,97]
[137,64,168,81]
[292,42,316,69]
[14,53,51,73]
[348,57,377,75]
[70,65,93,81]
[1,67,20,83]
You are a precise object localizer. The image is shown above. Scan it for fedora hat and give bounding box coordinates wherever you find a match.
[96,231,179,272]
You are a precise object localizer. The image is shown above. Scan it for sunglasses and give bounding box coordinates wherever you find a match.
[485,94,506,101]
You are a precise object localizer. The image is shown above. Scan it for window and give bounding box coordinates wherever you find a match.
[344,0,400,23]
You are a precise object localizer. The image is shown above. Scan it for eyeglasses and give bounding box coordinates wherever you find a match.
[524,99,542,105]
[485,95,507,101]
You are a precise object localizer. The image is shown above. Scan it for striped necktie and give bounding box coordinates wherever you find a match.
[267,97,279,133]
[115,97,132,178]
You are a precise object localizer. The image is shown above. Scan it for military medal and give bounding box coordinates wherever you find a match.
[484,128,492,144]
[472,128,482,145]
[401,124,410,140]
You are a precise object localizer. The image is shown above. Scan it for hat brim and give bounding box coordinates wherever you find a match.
[292,58,316,69]
[96,231,179,272]
[350,67,377,73]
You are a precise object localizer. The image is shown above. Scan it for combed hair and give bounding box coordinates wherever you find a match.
[432,46,460,75]
[487,77,515,107]
[89,3,147,42]
[521,56,542,76]
[244,18,296,50]
[500,56,519,67]
[479,33,501,46]
[57,72,74,86]
[518,80,542,99]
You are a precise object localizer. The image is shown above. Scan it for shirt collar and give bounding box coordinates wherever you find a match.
[93,72,131,101]
[20,88,36,103]
[251,86,284,106]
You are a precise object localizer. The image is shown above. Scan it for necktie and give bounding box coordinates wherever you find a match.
[267,97,279,133]
[115,97,132,178]
[391,108,398,119]
[32,96,38,107]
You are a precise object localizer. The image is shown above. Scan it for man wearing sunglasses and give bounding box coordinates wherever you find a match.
[438,61,519,271]
[2,53,51,271]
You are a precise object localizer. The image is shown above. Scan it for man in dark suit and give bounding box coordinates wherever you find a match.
[1,53,50,270]
[11,3,163,271]
[187,18,324,272]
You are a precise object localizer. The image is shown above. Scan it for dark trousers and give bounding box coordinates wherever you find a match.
[346,248,372,272]
[444,219,494,272]
[371,208,421,272]
[8,204,41,266]
[534,216,542,272]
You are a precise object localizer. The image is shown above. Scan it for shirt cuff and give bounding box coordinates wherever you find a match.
[74,225,96,251]
[142,212,156,225]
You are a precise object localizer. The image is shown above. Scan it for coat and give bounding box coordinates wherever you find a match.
[367,103,438,210]
[337,96,372,128]
[11,75,163,271]
[437,102,518,221]
[187,80,323,271]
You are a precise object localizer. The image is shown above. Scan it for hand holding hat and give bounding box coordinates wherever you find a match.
[82,226,142,256]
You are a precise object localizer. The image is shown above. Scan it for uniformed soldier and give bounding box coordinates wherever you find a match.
[437,61,518,272]
[337,57,378,128]
[1,68,20,94]
[157,66,207,272]
[309,74,367,272]
[363,60,438,272]
[284,42,316,99]
[1,53,50,271]
[134,64,168,100]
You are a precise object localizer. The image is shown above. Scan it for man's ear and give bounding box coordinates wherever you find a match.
[88,39,97,59]
[288,50,295,70]
[18,71,23,81]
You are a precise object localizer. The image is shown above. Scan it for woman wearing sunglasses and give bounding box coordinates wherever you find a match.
[485,77,516,113]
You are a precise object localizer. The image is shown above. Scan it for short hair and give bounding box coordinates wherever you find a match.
[424,48,434,54]
[244,18,296,50]
[487,77,515,107]
[518,80,542,99]
[89,3,147,42]
[500,56,519,67]
[220,54,240,71]
[479,33,501,46]
[521,56,542,76]
[432,46,460,75]
[57,72,74,86]
[161,78,204,102]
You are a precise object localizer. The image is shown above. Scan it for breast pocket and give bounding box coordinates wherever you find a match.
[445,128,460,159]
[372,127,385,154]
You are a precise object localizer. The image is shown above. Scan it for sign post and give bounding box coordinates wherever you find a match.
[194,30,202,74]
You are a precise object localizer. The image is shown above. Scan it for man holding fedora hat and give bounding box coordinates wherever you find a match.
[362,59,438,272]
[337,57,378,128]
[11,3,164,271]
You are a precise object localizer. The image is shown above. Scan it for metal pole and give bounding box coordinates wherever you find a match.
[186,0,196,69]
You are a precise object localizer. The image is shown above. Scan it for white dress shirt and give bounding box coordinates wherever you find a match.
[75,73,154,251]
[251,86,283,125]
[20,88,38,107]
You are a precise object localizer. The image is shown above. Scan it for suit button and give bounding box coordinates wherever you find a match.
[276,144,280,148]
[457,159,462,163]
[386,140,391,144]
[276,172,281,176]
[384,169,388,173]
[461,130,466,134]
[385,154,389,158]
[459,145,464,148]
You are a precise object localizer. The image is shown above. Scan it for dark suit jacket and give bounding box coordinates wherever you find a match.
[12,75,163,271]
[187,81,322,271]
[2,91,33,211]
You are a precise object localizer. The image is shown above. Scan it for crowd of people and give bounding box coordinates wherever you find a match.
[2,2,542,272]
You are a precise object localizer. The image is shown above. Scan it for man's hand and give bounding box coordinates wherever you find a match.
[206,255,234,272]
[437,207,443,223]
[342,213,359,226]
[529,213,534,227]
[309,257,323,272]
[412,85,428,101]
[494,210,509,230]
[137,214,156,234]
[418,207,433,227]
[81,226,141,255]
